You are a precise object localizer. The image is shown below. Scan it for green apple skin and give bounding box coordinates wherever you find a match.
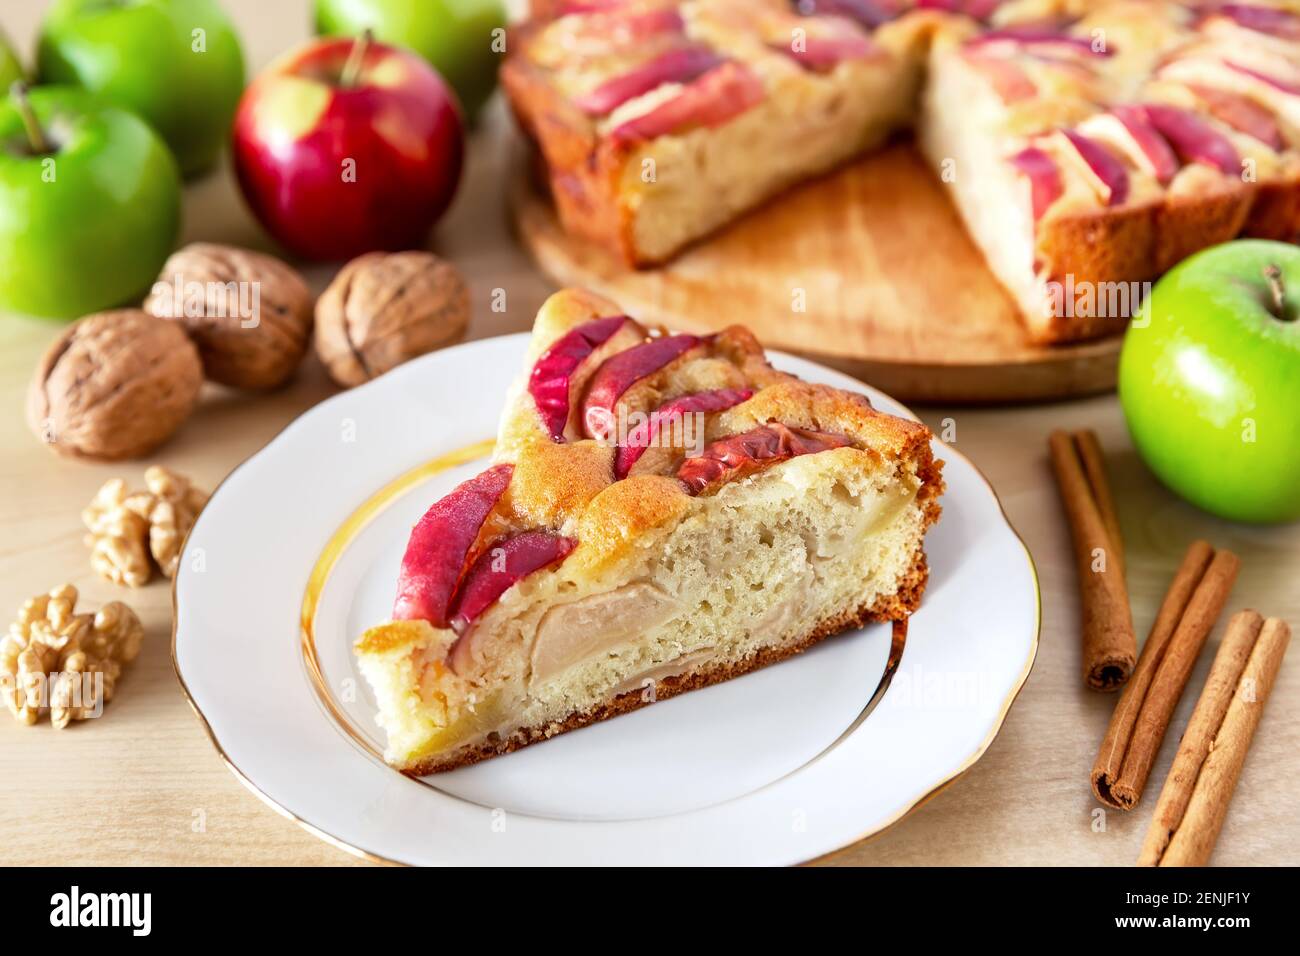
[37,0,245,177]
[0,31,24,89]
[314,0,504,122]
[0,87,181,319]
[1119,240,1300,524]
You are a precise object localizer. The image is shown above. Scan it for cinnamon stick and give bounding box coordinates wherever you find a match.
[1139,614,1291,866]
[1048,429,1134,690]
[1091,542,1239,809]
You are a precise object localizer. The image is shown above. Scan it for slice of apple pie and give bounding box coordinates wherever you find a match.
[356,288,944,774]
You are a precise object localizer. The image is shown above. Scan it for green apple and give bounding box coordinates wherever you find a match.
[314,0,505,122]
[0,31,24,90]
[1120,240,1300,524]
[0,85,181,319]
[37,0,245,177]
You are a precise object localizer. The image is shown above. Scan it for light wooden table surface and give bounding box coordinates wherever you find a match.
[2,0,1296,867]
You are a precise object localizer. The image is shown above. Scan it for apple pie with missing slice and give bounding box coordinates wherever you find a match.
[355,288,944,774]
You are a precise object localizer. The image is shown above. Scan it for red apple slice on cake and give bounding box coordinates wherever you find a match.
[1008,146,1065,221]
[615,388,753,478]
[581,334,703,439]
[393,464,514,627]
[1078,106,1180,184]
[962,51,1038,103]
[575,45,724,115]
[676,423,852,495]
[1185,84,1285,149]
[1053,128,1131,206]
[448,531,577,638]
[1143,103,1241,174]
[609,62,766,143]
[529,315,645,441]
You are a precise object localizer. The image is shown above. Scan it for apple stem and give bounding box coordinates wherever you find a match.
[1263,264,1293,322]
[340,28,373,89]
[9,81,51,155]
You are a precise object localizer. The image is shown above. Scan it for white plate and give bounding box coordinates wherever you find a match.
[173,333,1039,866]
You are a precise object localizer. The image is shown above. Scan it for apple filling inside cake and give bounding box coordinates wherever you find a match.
[356,289,943,774]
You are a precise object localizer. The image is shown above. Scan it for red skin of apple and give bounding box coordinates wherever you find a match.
[448,531,576,635]
[565,7,685,47]
[1059,128,1130,206]
[529,315,640,440]
[917,0,1001,20]
[575,45,723,115]
[1211,4,1300,40]
[231,37,464,261]
[615,388,753,479]
[1009,146,1064,221]
[1225,60,1300,96]
[1142,104,1240,175]
[393,463,512,627]
[1107,105,1180,183]
[969,28,1112,58]
[677,423,852,496]
[610,62,765,144]
[777,32,878,71]
[796,0,907,28]
[581,333,701,439]
[1185,84,1284,150]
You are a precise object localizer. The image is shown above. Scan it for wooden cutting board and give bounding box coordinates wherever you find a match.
[511,140,1123,404]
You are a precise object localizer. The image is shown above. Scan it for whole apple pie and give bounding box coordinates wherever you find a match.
[355,288,943,773]
[505,0,1300,343]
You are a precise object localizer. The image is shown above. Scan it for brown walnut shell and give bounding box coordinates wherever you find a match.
[314,251,470,388]
[144,243,314,390]
[27,310,203,461]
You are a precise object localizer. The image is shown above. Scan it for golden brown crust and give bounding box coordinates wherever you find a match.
[403,547,931,776]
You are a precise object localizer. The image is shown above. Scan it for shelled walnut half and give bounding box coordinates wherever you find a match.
[315,251,469,387]
[1,585,143,728]
[84,467,209,587]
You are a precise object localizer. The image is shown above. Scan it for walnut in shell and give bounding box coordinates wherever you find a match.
[145,243,314,390]
[27,310,203,461]
[314,251,469,388]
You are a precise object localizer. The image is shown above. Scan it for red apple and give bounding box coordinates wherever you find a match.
[1143,103,1240,174]
[231,34,463,261]
[393,464,512,627]
[676,423,851,495]
[448,531,576,635]
[529,315,644,441]
[581,334,702,438]
[610,62,765,143]
[1009,146,1064,220]
[615,388,752,479]
[575,45,722,115]
[1185,84,1284,149]
[1079,106,1180,184]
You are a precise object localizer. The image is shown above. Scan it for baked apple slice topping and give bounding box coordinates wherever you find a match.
[792,0,907,29]
[677,423,851,496]
[916,0,1002,20]
[529,315,641,441]
[610,62,766,143]
[1053,129,1130,206]
[963,51,1037,102]
[776,26,878,72]
[448,531,577,636]
[1185,84,1285,149]
[1009,146,1064,220]
[581,333,702,439]
[968,26,1113,60]
[1206,3,1300,41]
[393,464,514,627]
[1142,104,1241,174]
[615,388,753,479]
[1078,106,1179,184]
[575,45,723,115]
